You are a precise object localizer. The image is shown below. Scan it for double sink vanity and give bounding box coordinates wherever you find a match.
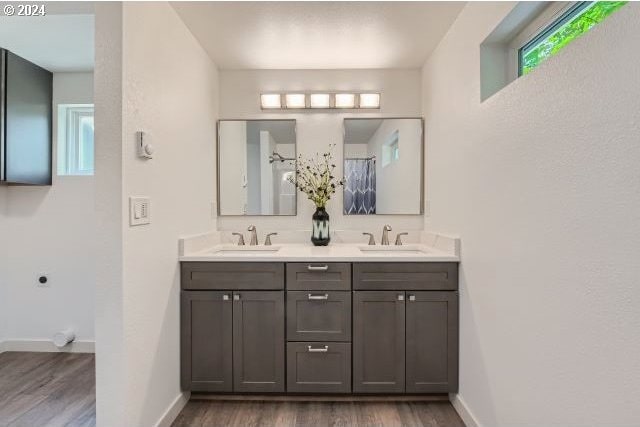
[179,229,460,396]
[180,117,458,396]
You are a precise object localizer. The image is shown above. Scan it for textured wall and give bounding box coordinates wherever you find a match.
[94,2,219,426]
[422,2,640,426]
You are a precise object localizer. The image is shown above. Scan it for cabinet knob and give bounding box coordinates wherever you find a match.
[222,294,230,301]
[233,294,240,301]
[397,294,404,301]
[408,295,416,301]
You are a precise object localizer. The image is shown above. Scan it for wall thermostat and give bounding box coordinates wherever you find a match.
[136,131,154,159]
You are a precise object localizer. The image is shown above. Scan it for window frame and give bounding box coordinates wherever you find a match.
[517,1,592,77]
[58,104,95,176]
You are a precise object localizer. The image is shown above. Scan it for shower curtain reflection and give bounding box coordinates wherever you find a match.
[344,158,376,214]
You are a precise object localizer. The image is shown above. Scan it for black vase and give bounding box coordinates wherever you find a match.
[311,207,330,246]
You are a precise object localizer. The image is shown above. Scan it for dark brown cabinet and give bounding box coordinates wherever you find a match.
[353,291,406,393]
[233,291,285,393]
[181,291,233,392]
[181,261,458,395]
[406,291,459,393]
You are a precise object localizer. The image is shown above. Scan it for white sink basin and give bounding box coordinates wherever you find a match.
[211,245,282,256]
[358,244,430,255]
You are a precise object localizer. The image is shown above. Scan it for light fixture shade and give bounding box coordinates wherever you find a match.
[310,93,330,109]
[359,93,381,109]
[260,94,282,109]
[335,93,356,109]
[285,93,306,109]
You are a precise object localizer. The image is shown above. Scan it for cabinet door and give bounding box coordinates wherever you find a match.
[181,291,233,392]
[233,291,285,392]
[406,291,459,393]
[353,291,405,393]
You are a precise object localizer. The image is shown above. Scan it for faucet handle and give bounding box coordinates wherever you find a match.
[247,225,256,231]
[394,232,409,246]
[384,224,392,231]
[231,232,245,246]
[264,232,278,246]
[362,232,376,245]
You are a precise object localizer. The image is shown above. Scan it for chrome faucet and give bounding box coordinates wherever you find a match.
[381,225,392,245]
[264,232,278,246]
[232,232,245,246]
[362,232,376,245]
[247,225,258,246]
[395,232,409,246]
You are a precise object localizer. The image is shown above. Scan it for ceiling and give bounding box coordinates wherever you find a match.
[172,2,465,70]
[0,2,94,72]
[344,119,382,145]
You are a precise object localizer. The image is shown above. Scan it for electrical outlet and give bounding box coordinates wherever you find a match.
[129,197,151,226]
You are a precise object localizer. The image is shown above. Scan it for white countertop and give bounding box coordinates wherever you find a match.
[179,242,459,262]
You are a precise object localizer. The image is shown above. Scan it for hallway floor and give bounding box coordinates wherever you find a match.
[0,352,95,427]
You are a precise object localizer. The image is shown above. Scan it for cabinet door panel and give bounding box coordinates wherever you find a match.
[181,291,233,392]
[233,291,285,392]
[406,291,459,393]
[353,291,405,393]
[287,291,351,341]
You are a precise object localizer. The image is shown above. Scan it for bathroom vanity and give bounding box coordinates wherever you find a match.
[180,243,459,396]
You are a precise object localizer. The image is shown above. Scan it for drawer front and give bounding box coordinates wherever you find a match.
[353,263,458,291]
[286,263,351,290]
[287,291,351,342]
[181,262,284,290]
[287,342,351,393]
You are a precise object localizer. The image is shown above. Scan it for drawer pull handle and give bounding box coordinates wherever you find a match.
[307,264,329,272]
[308,293,329,300]
[308,345,329,353]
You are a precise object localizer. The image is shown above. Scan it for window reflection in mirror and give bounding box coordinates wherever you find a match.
[218,120,297,216]
[343,118,423,215]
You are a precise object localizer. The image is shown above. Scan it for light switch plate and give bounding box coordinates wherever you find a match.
[129,197,151,226]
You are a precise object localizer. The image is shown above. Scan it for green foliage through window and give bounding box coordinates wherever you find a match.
[520,1,627,75]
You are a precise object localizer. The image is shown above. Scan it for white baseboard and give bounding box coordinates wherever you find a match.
[450,393,481,427]
[0,339,95,354]
[155,391,190,427]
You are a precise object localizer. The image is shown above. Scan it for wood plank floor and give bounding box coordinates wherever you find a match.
[0,352,95,427]
[172,400,466,427]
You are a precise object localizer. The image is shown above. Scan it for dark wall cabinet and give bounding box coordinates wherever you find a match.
[1,49,53,185]
[181,261,458,395]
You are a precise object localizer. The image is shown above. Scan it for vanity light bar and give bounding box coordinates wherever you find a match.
[260,93,380,110]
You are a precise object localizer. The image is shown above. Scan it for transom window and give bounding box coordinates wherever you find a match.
[58,104,95,176]
[519,1,627,76]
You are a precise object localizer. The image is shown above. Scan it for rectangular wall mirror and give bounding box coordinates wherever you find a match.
[343,118,423,215]
[218,119,297,216]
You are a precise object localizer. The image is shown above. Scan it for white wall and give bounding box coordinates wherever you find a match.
[422,3,640,426]
[94,2,219,426]
[0,72,94,348]
[366,119,422,214]
[217,69,425,235]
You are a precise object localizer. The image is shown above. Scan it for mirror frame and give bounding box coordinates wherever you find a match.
[342,117,424,216]
[216,118,298,217]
